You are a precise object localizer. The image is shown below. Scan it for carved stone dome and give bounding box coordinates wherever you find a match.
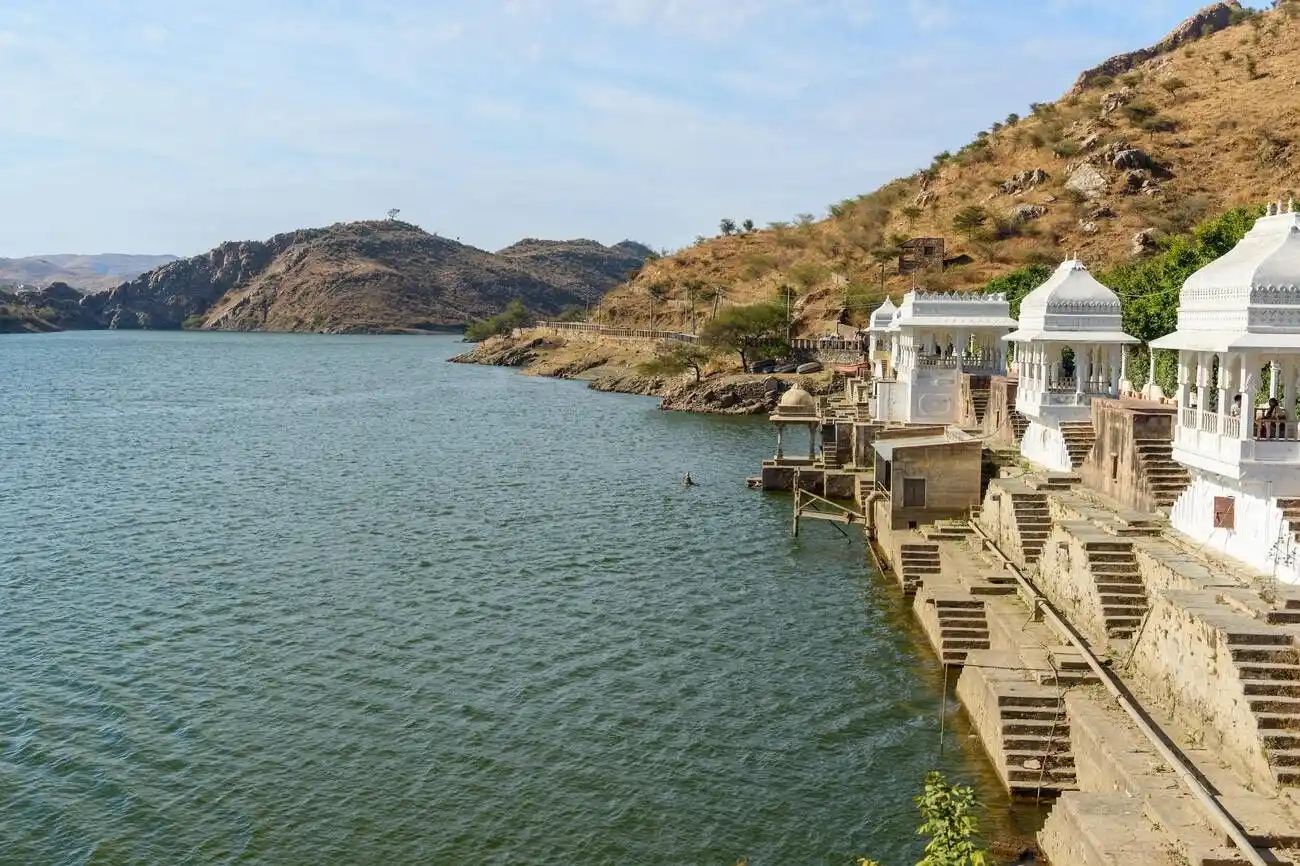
[777,385,816,414]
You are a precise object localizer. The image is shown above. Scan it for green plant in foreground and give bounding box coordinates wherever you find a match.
[914,771,988,866]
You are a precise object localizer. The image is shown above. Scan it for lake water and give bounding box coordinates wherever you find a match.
[1,331,1013,865]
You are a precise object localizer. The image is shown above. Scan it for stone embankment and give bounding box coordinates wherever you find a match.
[448,331,836,415]
[864,468,1300,866]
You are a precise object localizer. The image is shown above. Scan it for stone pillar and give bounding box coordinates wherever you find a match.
[1119,345,1130,394]
[1284,358,1296,436]
[1177,351,1191,414]
[1239,352,1259,440]
[1271,360,1280,400]
[808,423,817,460]
[1075,346,1087,397]
[955,329,967,373]
[1217,352,1231,434]
[776,424,784,459]
[1110,345,1122,396]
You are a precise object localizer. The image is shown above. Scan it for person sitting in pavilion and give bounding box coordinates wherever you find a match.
[1258,397,1287,439]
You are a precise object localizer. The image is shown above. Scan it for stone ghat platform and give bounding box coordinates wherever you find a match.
[864,472,1300,866]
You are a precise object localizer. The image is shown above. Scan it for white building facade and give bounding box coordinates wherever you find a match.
[1150,199,1300,584]
[1005,259,1138,472]
[873,291,1016,426]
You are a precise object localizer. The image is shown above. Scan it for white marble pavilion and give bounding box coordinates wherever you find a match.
[873,290,1016,425]
[866,296,898,381]
[1004,259,1138,471]
[1150,198,1300,582]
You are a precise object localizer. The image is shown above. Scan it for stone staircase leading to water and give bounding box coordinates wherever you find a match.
[898,541,940,596]
[1135,438,1190,508]
[1275,500,1300,553]
[1059,421,1097,469]
[997,688,1079,796]
[1083,540,1148,641]
[970,385,991,425]
[1228,628,1300,786]
[929,595,991,665]
[1010,491,1051,566]
[1010,410,1029,442]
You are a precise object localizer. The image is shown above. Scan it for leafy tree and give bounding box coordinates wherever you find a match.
[637,340,714,383]
[901,205,923,226]
[464,299,533,341]
[795,213,816,228]
[1005,112,1020,125]
[915,772,988,866]
[952,206,990,241]
[720,217,737,236]
[742,219,755,233]
[700,302,789,373]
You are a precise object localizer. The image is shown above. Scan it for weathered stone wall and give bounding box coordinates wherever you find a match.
[1126,588,1275,790]
[1035,525,1111,647]
[979,480,1034,572]
[982,376,1022,447]
[1078,398,1175,513]
[889,441,982,528]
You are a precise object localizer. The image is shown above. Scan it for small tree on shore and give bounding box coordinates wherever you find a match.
[700,302,788,373]
[637,340,714,383]
[720,217,737,236]
[742,218,755,233]
[464,299,533,341]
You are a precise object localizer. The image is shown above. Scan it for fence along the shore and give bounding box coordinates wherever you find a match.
[537,321,865,352]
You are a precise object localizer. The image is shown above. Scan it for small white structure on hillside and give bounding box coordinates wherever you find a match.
[873,290,1016,425]
[867,296,898,381]
[1150,198,1300,583]
[1005,259,1138,472]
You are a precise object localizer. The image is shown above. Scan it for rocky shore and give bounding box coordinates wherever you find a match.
[448,333,837,415]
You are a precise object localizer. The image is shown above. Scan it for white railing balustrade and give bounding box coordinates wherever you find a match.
[1180,406,1197,429]
[1255,418,1300,441]
[1224,415,1241,439]
[1198,411,1220,433]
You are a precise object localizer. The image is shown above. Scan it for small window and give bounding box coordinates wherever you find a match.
[903,478,927,508]
[1111,455,1120,481]
[1213,496,1235,530]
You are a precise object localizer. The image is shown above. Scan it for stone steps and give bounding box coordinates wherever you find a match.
[1225,631,1300,784]
[1134,438,1189,506]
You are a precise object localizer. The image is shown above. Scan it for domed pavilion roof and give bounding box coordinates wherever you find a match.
[1004,259,1137,345]
[868,297,897,332]
[1151,199,1300,352]
[769,384,818,421]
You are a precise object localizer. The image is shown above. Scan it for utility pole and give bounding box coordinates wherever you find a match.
[785,284,793,343]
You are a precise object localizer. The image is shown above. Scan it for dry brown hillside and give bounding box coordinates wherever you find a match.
[598,1,1300,336]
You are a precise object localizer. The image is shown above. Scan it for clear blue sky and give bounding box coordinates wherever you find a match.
[0,0,1207,258]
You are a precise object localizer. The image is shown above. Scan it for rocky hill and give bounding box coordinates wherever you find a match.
[0,253,178,292]
[495,239,656,302]
[598,0,1299,335]
[1,221,655,334]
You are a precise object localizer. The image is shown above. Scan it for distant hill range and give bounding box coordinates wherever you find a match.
[0,221,655,334]
[0,253,179,292]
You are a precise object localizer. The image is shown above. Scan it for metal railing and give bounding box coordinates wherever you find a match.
[537,322,698,343]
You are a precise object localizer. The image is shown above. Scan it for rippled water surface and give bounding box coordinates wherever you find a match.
[2,332,1008,865]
